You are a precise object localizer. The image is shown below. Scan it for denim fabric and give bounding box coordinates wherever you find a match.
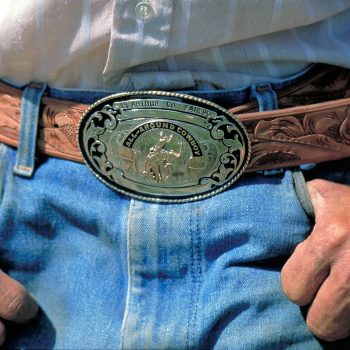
[0,68,350,349]
[13,83,47,177]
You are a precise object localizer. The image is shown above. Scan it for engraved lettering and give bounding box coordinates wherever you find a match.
[123,122,203,156]
[186,134,193,142]
[183,104,214,118]
[166,101,177,109]
[129,100,160,109]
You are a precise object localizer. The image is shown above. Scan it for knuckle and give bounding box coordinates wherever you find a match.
[282,287,309,305]
[293,241,306,255]
[307,319,346,342]
[306,315,333,341]
[308,232,340,259]
[328,225,349,247]
[1,287,27,319]
[281,281,308,305]
[307,311,350,342]
[308,225,350,264]
[306,320,333,341]
[281,241,323,306]
[307,242,326,263]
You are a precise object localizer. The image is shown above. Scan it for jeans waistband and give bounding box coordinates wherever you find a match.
[1,64,314,108]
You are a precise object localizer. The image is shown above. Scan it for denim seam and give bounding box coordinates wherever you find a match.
[120,199,134,350]
[0,143,7,160]
[186,205,202,350]
[193,208,202,350]
[186,208,194,349]
[0,143,8,207]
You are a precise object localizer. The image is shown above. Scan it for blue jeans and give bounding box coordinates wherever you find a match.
[0,68,349,349]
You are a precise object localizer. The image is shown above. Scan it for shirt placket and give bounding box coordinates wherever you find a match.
[102,0,174,88]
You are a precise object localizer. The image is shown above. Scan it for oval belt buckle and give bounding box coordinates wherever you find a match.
[78,91,251,203]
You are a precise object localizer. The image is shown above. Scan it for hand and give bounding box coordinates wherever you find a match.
[281,179,350,341]
[0,270,38,345]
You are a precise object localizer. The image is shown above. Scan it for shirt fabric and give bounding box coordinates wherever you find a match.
[0,0,350,91]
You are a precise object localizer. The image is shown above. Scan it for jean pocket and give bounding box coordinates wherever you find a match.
[291,167,314,218]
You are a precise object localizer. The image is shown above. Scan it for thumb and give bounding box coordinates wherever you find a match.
[306,179,350,225]
[306,179,334,220]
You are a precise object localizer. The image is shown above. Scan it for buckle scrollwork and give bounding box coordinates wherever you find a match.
[78,91,250,203]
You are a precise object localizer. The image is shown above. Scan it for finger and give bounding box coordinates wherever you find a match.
[282,179,350,306]
[281,236,330,305]
[307,179,350,222]
[0,270,38,323]
[306,264,350,341]
[0,320,5,346]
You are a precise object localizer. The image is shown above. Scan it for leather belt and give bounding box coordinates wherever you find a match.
[1,64,350,175]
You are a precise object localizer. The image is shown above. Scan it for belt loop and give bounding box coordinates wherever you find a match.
[13,82,47,177]
[251,82,281,176]
[251,83,278,112]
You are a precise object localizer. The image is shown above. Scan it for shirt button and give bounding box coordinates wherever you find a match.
[135,1,154,19]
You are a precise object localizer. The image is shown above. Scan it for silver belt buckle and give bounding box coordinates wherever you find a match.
[78,91,251,203]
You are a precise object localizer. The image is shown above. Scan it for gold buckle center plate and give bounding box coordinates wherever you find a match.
[78,91,251,203]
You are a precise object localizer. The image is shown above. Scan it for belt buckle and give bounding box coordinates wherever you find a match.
[78,91,251,202]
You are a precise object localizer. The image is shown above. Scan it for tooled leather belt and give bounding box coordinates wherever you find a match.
[0,64,350,202]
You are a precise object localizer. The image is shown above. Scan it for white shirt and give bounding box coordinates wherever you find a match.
[0,0,349,90]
